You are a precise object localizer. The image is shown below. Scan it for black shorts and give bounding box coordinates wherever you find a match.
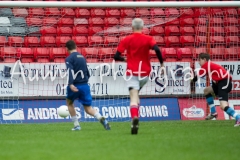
[212,79,232,101]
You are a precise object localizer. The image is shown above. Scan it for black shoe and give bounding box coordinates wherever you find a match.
[131,117,139,135]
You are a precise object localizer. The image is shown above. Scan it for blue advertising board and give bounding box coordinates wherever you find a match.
[0,98,180,124]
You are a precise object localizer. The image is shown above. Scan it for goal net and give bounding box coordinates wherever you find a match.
[0,2,239,124]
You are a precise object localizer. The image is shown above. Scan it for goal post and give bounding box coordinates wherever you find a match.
[0,1,239,124]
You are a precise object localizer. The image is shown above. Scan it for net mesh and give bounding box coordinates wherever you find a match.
[0,6,239,123]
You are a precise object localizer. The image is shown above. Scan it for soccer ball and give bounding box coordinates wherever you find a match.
[57,105,70,118]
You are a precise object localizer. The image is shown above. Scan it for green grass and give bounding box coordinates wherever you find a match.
[0,121,239,160]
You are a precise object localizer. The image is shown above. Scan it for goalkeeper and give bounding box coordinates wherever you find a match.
[193,53,240,127]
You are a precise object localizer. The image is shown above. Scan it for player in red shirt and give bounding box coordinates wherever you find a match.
[193,53,240,127]
[114,18,164,134]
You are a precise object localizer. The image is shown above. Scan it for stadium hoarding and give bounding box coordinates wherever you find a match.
[0,61,191,97]
[0,98,181,123]
[179,98,240,120]
[195,61,240,94]
[178,98,207,120]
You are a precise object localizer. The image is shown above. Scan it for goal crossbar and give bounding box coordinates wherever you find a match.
[0,1,239,8]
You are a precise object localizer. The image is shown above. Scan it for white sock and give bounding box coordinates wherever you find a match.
[71,116,79,127]
[94,112,102,120]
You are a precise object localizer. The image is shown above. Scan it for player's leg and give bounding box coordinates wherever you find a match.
[128,76,148,134]
[218,80,240,127]
[79,84,110,130]
[66,86,81,131]
[204,84,218,120]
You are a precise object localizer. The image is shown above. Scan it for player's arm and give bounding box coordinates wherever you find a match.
[65,58,78,92]
[114,38,126,62]
[114,51,125,61]
[152,44,164,67]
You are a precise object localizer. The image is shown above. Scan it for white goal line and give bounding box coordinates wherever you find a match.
[0,1,239,8]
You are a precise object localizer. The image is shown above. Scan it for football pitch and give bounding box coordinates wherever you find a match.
[0,121,239,160]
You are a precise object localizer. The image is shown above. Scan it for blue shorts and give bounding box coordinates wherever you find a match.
[66,84,92,106]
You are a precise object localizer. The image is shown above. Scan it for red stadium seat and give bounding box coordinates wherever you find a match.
[225,36,239,47]
[91,9,105,17]
[24,37,40,47]
[224,26,239,36]
[210,36,225,46]
[75,9,90,18]
[105,17,119,27]
[194,18,207,26]
[40,26,57,36]
[104,36,119,46]
[8,37,23,47]
[26,17,42,26]
[106,9,120,17]
[28,8,44,17]
[0,36,7,47]
[180,27,195,35]
[72,36,88,46]
[61,8,75,17]
[180,36,194,47]
[33,48,50,62]
[165,26,180,36]
[211,8,224,16]
[210,27,224,35]
[74,18,89,26]
[195,36,206,46]
[102,58,114,63]
[87,58,99,63]
[12,8,28,17]
[40,36,56,47]
[150,26,164,35]
[153,36,164,46]
[210,48,225,59]
[120,9,135,17]
[180,8,194,17]
[1,47,18,62]
[43,18,58,26]
[136,9,150,16]
[150,8,164,17]
[57,27,73,36]
[180,18,194,26]
[56,36,71,47]
[151,18,164,25]
[225,48,239,60]
[58,18,74,27]
[210,18,223,26]
[162,48,177,59]
[149,50,157,59]
[1,47,17,57]
[194,8,207,17]
[73,26,88,36]
[165,36,180,47]
[177,48,192,59]
[165,8,179,17]
[104,27,119,36]
[88,27,103,36]
[45,8,60,17]
[89,18,105,26]
[223,17,238,25]
[223,8,238,17]
[49,48,67,61]
[120,18,132,25]
[165,18,180,26]
[195,26,207,35]
[82,48,99,58]
[99,48,114,60]
[88,36,104,46]
[17,48,34,63]
[192,48,207,59]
